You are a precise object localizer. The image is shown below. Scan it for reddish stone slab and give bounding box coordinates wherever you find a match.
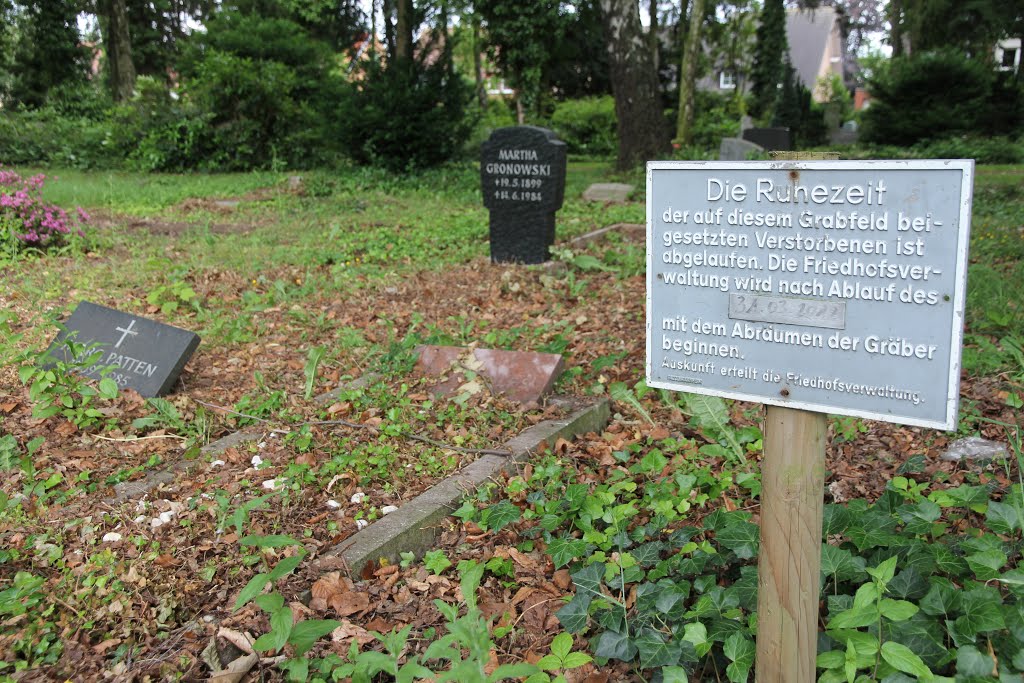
[415,345,565,405]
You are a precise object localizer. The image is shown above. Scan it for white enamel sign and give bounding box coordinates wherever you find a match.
[646,160,973,430]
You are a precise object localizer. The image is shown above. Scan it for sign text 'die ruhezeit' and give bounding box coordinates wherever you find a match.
[646,160,973,430]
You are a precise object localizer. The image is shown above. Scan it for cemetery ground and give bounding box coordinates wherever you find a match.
[1,162,1024,682]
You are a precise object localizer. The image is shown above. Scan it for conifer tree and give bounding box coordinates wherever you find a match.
[749,0,786,120]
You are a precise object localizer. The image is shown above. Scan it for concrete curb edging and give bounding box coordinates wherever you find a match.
[314,396,611,576]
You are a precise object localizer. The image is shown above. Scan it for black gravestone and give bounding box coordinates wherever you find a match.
[480,126,567,264]
[46,301,200,397]
[742,127,792,152]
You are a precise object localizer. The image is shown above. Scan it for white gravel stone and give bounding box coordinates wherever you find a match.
[350,492,366,504]
[380,505,399,516]
[102,532,123,543]
[355,519,369,530]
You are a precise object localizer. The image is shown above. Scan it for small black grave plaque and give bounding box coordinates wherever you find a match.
[480,126,567,264]
[46,301,200,397]
[742,127,792,152]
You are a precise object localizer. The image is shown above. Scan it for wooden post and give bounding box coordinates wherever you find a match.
[755,150,837,682]
[756,405,827,682]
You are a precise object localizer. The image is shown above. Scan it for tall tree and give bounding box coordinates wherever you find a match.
[749,0,787,119]
[598,0,670,169]
[0,0,17,100]
[394,0,414,59]
[675,0,706,144]
[475,0,562,121]
[97,0,136,101]
[8,0,88,109]
[548,0,610,98]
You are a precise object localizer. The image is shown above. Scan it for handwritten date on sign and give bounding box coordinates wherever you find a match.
[729,293,846,330]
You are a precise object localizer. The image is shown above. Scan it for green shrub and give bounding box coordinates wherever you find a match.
[338,58,476,173]
[0,109,123,169]
[466,99,517,154]
[177,12,346,171]
[690,90,744,151]
[862,50,1014,146]
[549,96,616,156]
[913,135,1024,164]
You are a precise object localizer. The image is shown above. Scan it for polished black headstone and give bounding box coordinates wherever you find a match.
[46,301,200,397]
[742,127,792,152]
[480,126,567,264]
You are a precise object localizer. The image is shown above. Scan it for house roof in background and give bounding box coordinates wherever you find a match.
[786,7,840,88]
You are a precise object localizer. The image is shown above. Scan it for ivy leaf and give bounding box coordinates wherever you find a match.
[887,613,948,669]
[847,522,896,552]
[634,628,681,669]
[819,505,851,536]
[682,621,712,657]
[289,619,341,656]
[547,537,591,569]
[637,449,668,474]
[592,628,638,662]
[918,577,962,617]
[481,500,521,532]
[886,567,929,601]
[985,499,1021,535]
[556,593,590,633]
[880,641,930,678]
[715,520,759,559]
[570,562,606,602]
[932,544,969,576]
[722,633,754,683]
[631,541,666,567]
[954,587,1006,635]
[653,580,690,617]
[821,544,866,584]
[423,550,452,575]
[966,549,1008,581]
[956,645,997,677]
[943,484,990,513]
[661,667,689,683]
[897,499,942,536]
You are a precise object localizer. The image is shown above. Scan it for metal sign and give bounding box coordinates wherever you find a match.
[646,160,974,430]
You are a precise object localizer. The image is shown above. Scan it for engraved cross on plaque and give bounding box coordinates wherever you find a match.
[114,320,138,348]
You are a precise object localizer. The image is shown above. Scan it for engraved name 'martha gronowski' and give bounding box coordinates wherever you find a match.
[483,149,552,176]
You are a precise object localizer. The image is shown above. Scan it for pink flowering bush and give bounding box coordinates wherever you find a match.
[0,169,88,253]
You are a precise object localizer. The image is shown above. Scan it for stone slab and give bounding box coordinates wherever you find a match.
[719,137,764,161]
[47,301,200,397]
[415,345,565,405]
[741,127,792,152]
[582,183,635,203]
[315,397,610,576]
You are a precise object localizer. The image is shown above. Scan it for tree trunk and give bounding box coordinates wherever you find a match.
[675,0,704,144]
[100,0,136,102]
[599,0,670,170]
[395,0,414,60]
[649,0,659,74]
[472,12,486,108]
